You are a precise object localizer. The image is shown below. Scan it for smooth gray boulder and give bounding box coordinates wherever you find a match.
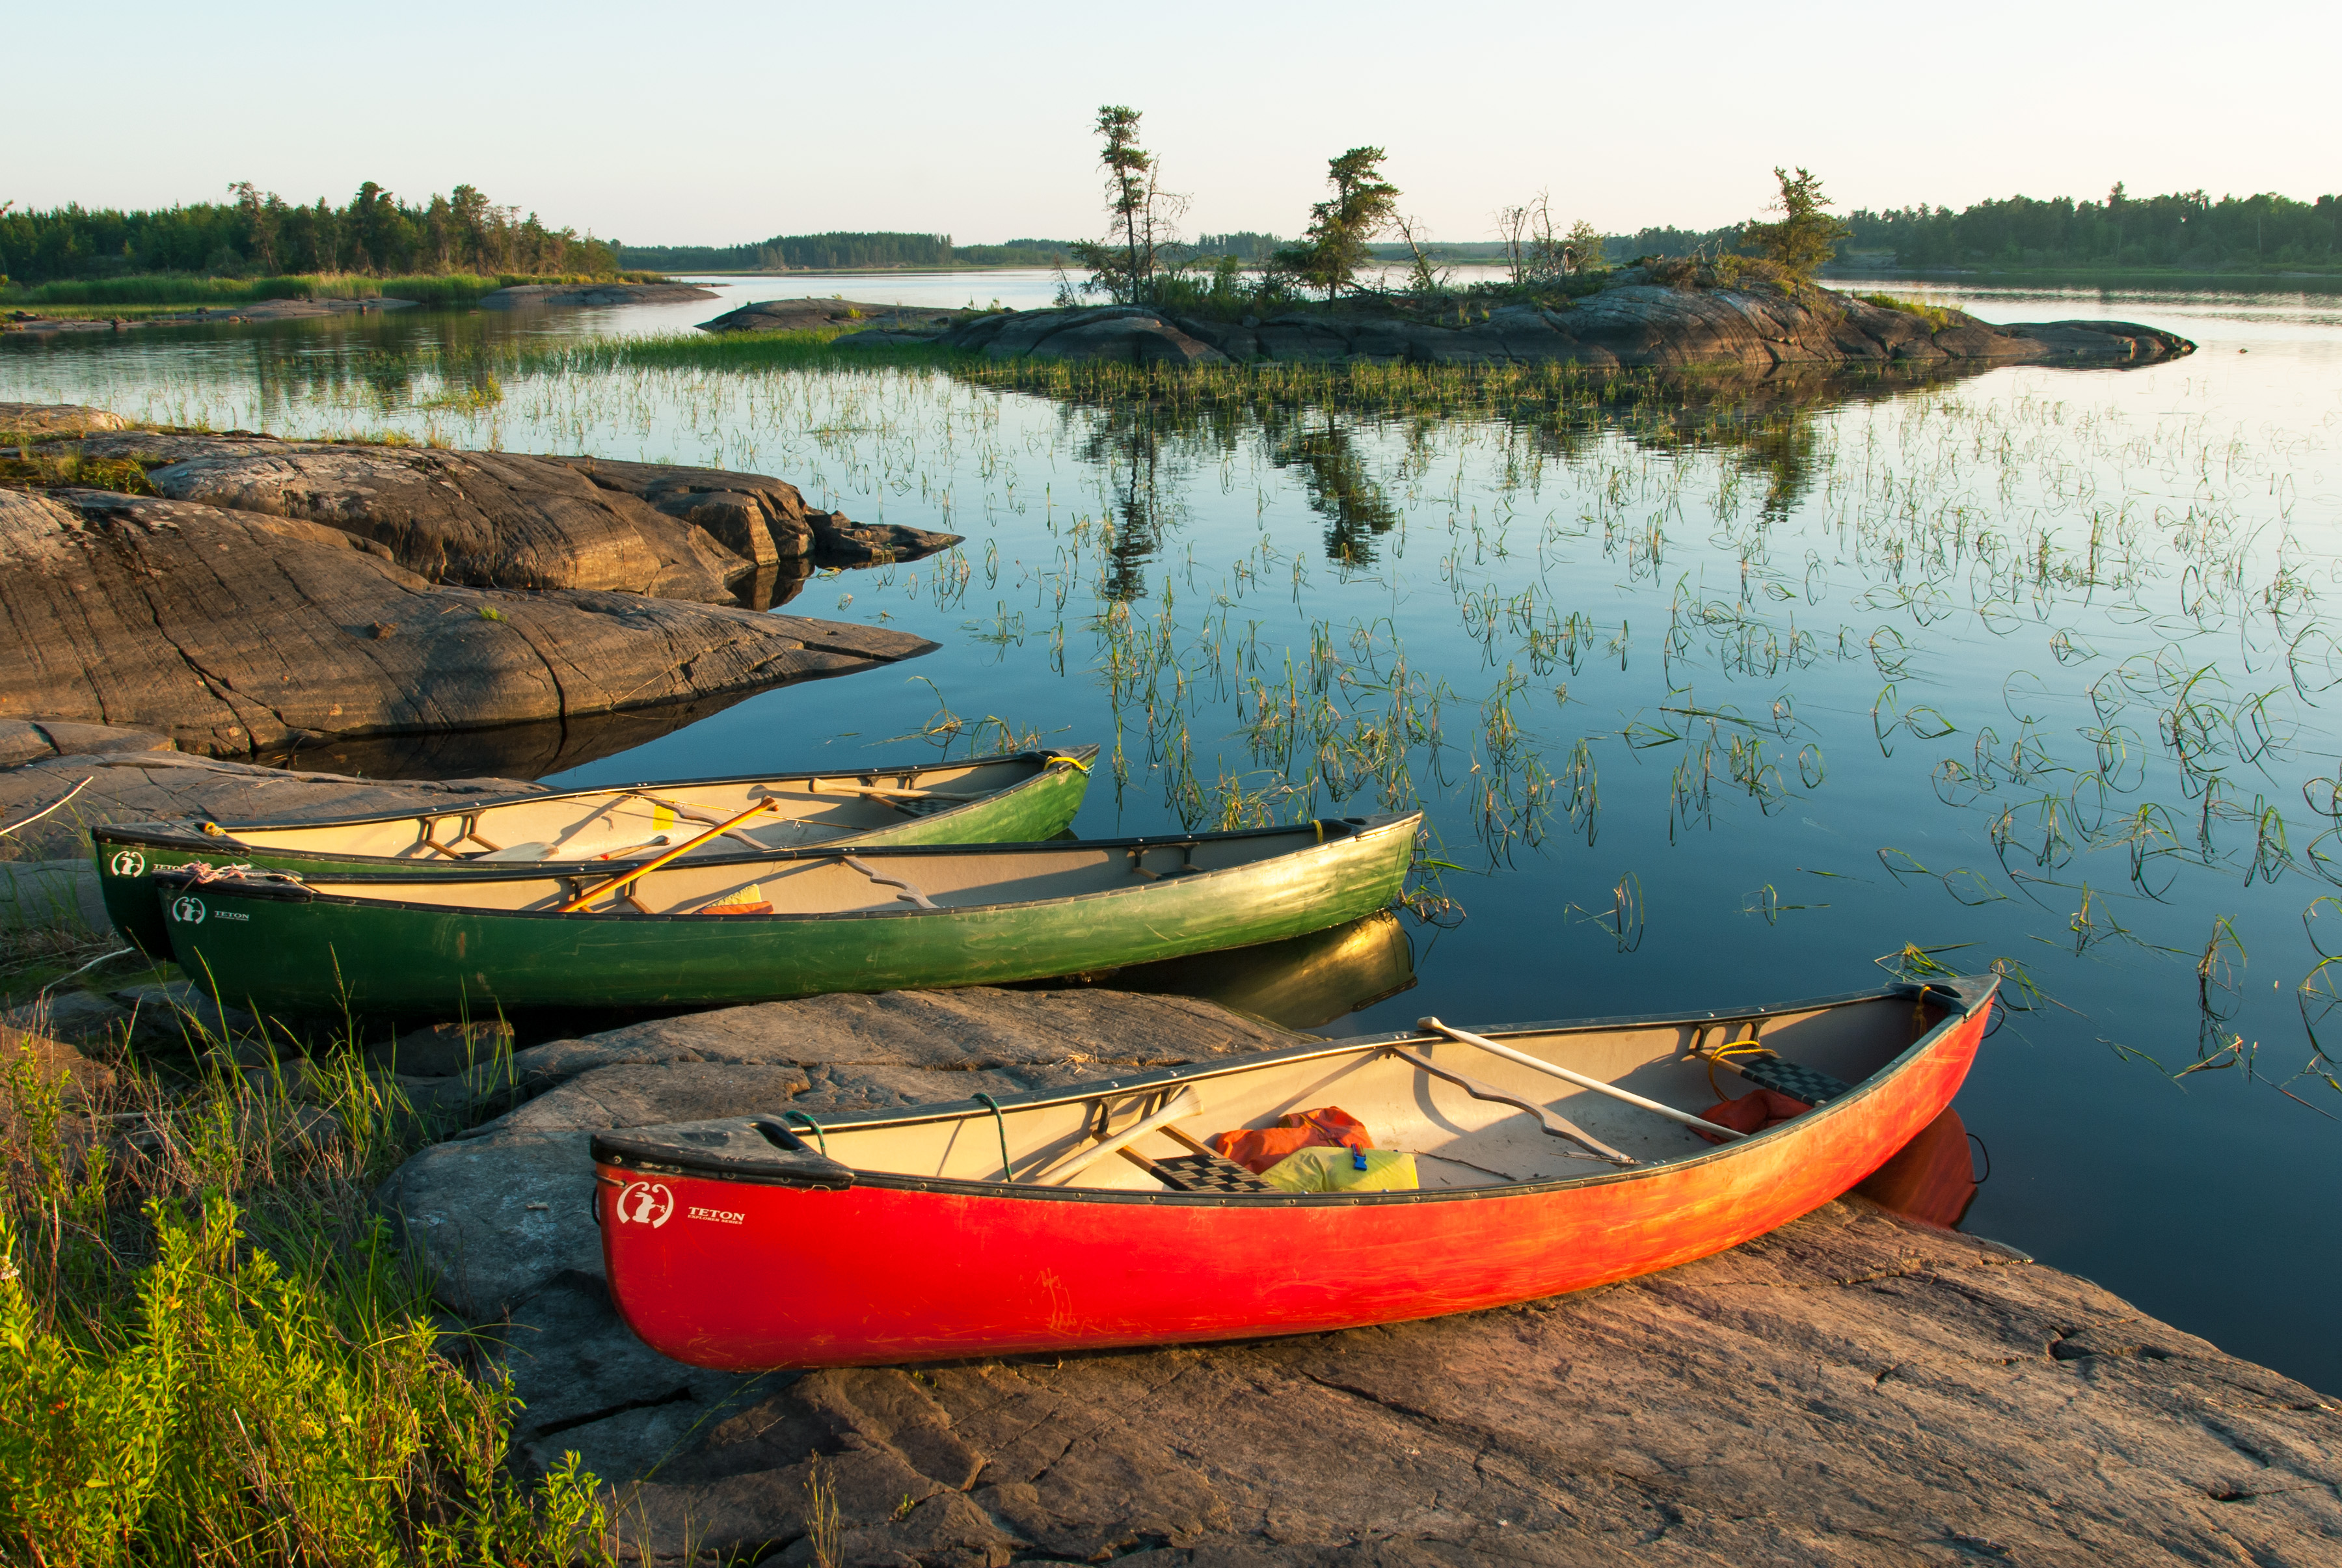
[697,299,960,335]
[545,455,963,568]
[372,988,2339,1564]
[1027,315,1227,366]
[70,431,751,601]
[475,282,717,310]
[0,488,935,764]
[0,401,131,437]
[0,718,176,768]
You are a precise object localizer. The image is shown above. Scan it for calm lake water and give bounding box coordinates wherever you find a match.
[7,275,2341,1391]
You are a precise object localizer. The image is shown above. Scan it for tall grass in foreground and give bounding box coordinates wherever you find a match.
[0,1014,609,1565]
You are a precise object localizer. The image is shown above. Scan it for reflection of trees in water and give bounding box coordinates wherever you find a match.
[976,358,1978,579]
[1075,407,1190,601]
[220,312,510,422]
[1263,411,1402,565]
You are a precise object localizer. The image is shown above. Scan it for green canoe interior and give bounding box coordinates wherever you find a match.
[134,751,1088,864]
[624,992,1950,1193]
[239,817,1409,918]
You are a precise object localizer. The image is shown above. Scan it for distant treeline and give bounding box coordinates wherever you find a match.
[1838,187,2340,269]
[1599,189,2340,272]
[0,183,617,285]
[614,232,1087,272]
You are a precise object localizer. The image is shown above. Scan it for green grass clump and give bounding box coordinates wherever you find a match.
[1855,291,1958,331]
[0,1011,615,1565]
[517,325,952,377]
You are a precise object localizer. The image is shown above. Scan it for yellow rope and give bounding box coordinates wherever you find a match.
[1703,1033,1771,1100]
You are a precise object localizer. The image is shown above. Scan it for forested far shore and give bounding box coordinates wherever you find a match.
[615,233,1081,273]
[1609,186,2342,274]
[0,182,617,285]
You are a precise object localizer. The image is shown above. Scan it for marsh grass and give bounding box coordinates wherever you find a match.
[1855,292,1959,332]
[8,307,2340,1103]
[0,995,616,1567]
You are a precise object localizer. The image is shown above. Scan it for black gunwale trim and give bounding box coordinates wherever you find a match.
[145,812,1419,925]
[90,746,1099,863]
[586,978,1995,1204]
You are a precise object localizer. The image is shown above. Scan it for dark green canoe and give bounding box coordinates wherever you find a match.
[151,813,1420,1023]
[94,747,1095,954]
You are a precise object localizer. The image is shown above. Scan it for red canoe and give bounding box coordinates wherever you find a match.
[593,975,1995,1369]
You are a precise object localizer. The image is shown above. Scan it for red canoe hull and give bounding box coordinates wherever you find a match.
[596,991,1988,1369]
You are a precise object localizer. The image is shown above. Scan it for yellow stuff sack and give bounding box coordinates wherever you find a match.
[1259,1146,1418,1193]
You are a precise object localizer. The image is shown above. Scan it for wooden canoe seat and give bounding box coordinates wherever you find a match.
[1697,1039,1854,1105]
[1390,1046,1635,1165]
[1127,844,1207,881]
[1138,1151,1278,1193]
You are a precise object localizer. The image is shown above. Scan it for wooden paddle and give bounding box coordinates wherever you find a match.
[1417,1017,1745,1142]
[552,799,778,913]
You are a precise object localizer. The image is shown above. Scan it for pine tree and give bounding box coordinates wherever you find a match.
[1275,147,1401,304]
[1742,167,1851,278]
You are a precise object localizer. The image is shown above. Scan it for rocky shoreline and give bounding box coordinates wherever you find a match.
[3,295,419,335]
[1,405,957,772]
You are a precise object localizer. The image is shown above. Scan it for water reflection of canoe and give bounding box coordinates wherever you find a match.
[1031,909,1416,1030]
[152,813,1421,1020]
[591,975,1995,1370]
[93,748,1095,953]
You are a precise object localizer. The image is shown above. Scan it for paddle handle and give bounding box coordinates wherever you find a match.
[554,799,776,913]
[1417,1017,1745,1142]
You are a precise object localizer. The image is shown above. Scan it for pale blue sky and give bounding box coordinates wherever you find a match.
[12,0,2335,246]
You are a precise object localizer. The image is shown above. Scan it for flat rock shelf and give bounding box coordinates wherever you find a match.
[368,989,2339,1565]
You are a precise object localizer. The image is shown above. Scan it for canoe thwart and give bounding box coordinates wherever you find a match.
[1389,1046,1635,1166]
[1418,1016,1745,1142]
[1041,1088,1204,1184]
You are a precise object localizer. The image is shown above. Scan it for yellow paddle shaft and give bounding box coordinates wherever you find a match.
[554,798,777,913]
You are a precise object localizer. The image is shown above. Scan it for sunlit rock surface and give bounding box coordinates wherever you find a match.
[375,990,2336,1565]
[545,454,962,569]
[70,431,753,601]
[0,487,935,764]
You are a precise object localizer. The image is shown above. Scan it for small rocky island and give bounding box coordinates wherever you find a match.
[719,269,2196,375]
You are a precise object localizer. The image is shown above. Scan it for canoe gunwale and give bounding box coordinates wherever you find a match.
[589,976,1995,1208]
[87,745,1099,858]
[144,812,1419,923]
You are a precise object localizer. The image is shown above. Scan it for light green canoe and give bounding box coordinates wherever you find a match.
[152,813,1420,1023]
[93,748,1095,954]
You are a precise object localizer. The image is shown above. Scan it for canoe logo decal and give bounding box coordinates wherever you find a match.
[686,1206,745,1225]
[170,896,206,925]
[615,1181,674,1228]
[109,849,146,878]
